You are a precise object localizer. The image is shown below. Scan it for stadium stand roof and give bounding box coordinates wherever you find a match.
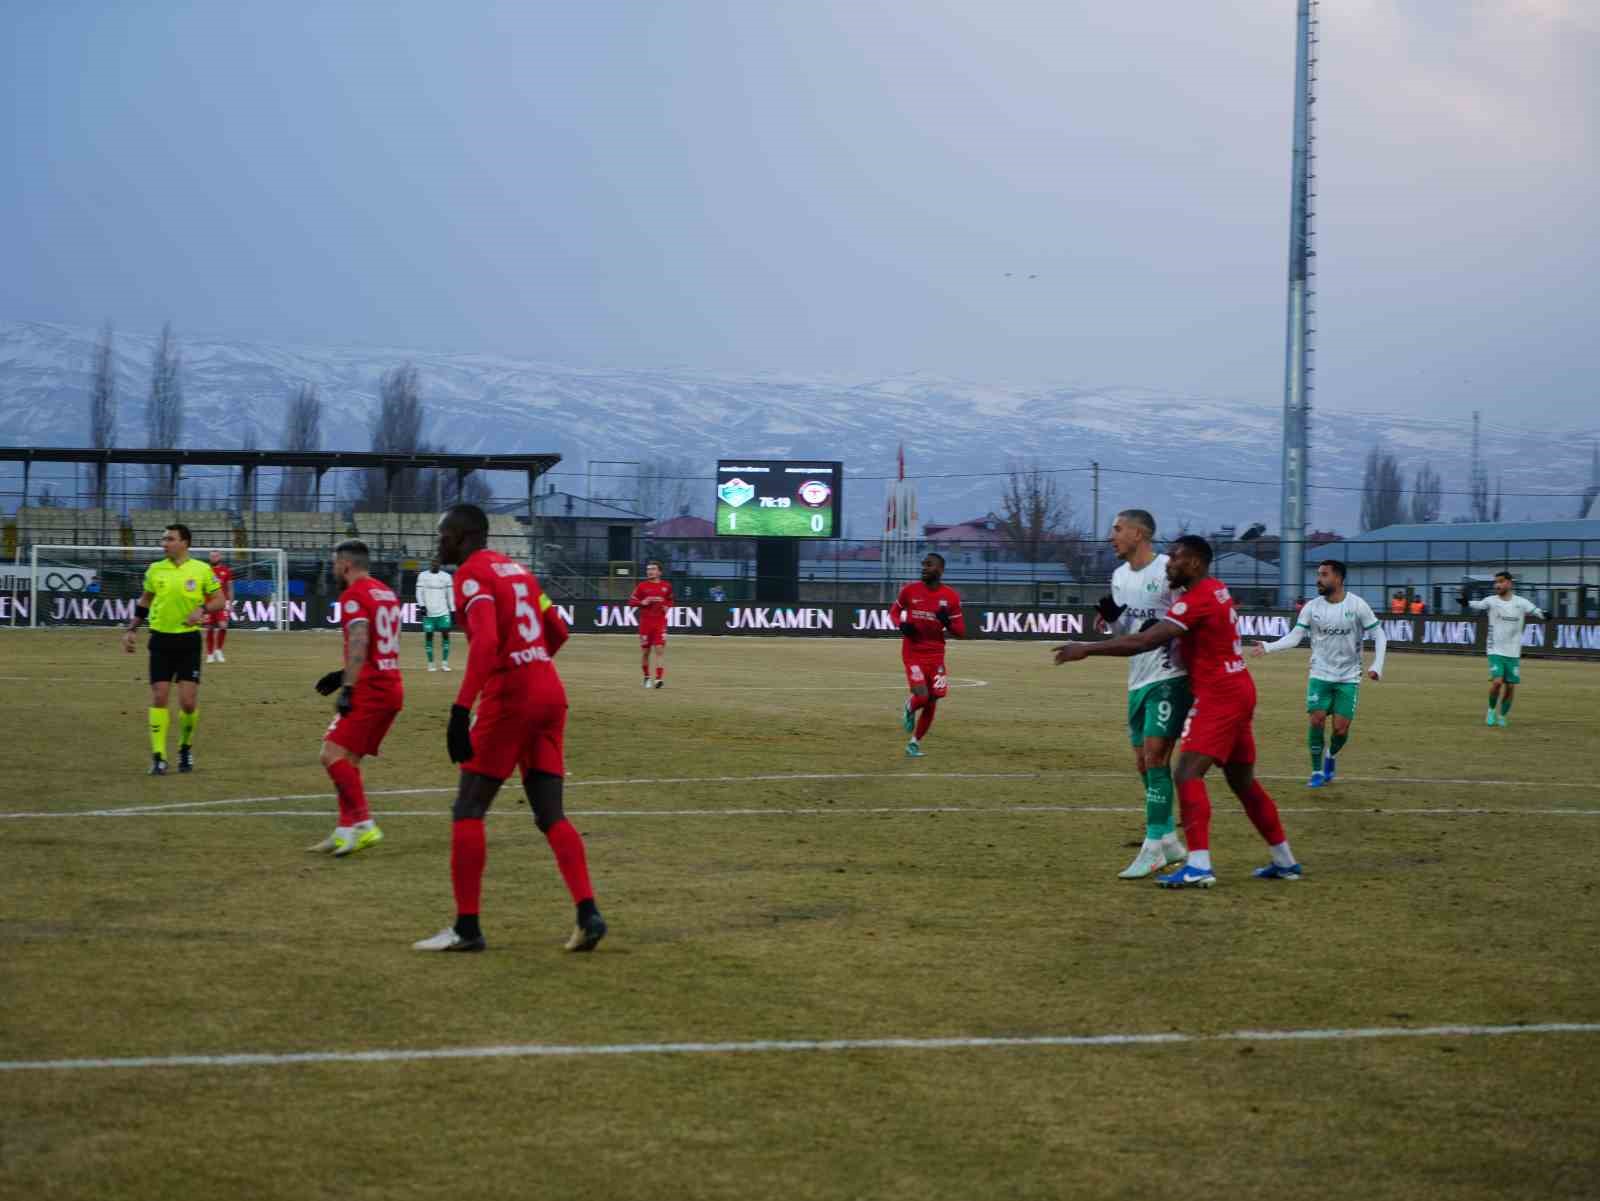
[487,491,650,522]
[0,447,561,474]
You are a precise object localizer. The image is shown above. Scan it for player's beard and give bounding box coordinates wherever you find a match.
[921,572,940,587]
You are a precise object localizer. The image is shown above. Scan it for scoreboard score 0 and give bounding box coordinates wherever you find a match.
[715,460,843,538]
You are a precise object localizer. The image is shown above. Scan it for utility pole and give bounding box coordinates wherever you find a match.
[1090,460,1100,538]
[1278,0,1319,608]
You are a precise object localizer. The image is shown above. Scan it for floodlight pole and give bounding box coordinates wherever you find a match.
[1278,0,1318,608]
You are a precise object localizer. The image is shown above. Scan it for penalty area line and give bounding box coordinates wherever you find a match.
[4,1021,1596,1074]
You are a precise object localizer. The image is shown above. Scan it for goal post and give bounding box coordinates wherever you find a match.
[26,546,291,632]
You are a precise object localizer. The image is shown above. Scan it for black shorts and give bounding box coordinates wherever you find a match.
[148,631,203,684]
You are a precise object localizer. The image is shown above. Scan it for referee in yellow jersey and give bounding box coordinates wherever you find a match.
[122,523,224,774]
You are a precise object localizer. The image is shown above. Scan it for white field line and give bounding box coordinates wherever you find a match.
[1,769,1595,821]
[5,803,1598,822]
[3,1021,1596,1075]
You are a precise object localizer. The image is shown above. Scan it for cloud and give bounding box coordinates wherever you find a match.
[1322,0,1597,155]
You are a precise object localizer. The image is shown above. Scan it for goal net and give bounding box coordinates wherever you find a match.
[20,546,291,631]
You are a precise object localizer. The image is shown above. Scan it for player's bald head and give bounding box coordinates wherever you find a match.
[437,503,488,566]
[439,504,489,538]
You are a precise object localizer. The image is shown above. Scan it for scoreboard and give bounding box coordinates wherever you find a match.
[715,460,843,538]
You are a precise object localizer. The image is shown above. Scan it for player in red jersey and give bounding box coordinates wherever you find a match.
[628,559,673,688]
[204,550,234,662]
[413,504,605,954]
[891,552,966,758]
[1053,535,1300,887]
[309,540,402,857]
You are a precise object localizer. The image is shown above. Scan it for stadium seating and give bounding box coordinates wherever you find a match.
[16,507,124,547]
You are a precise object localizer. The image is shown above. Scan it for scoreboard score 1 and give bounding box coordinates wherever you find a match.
[715,460,843,538]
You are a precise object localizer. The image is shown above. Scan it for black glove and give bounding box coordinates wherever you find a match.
[1095,595,1127,624]
[336,686,354,716]
[899,621,916,637]
[1457,590,1470,609]
[447,704,474,764]
[314,669,344,696]
[936,608,951,628]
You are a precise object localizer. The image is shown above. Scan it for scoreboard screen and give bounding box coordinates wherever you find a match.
[715,460,843,538]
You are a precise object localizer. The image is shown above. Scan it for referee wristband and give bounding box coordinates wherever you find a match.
[130,603,149,629]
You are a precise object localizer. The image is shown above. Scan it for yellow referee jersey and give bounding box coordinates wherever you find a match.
[142,557,220,634]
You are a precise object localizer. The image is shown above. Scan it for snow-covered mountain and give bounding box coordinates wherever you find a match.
[1,320,1593,535]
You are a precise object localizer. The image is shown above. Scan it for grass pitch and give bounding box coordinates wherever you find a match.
[2,631,1598,1200]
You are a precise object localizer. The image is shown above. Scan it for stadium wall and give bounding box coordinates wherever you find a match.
[8,595,1600,660]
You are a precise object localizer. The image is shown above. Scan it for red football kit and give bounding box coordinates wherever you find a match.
[205,563,233,626]
[326,576,405,757]
[453,549,570,782]
[891,581,965,698]
[1165,576,1256,765]
[628,579,674,649]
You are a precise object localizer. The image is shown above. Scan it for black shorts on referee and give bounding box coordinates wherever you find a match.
[148,631,204,684]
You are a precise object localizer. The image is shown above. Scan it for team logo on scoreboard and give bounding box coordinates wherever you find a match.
[717,478,756,508]
[796,480,832,508]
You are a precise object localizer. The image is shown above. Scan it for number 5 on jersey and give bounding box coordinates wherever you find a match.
[512,581,543,646]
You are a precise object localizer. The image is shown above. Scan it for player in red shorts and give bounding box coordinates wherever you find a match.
[413,503,606,954]
[628,559,673,688]
[1053,535,1300,887]
[891,552,966,758]
[204,549,234,662]
[309,540,402,858]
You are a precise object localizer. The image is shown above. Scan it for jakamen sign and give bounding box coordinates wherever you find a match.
[10,595,1600,660]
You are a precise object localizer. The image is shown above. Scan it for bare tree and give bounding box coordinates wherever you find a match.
[1409,462,1442,524]
[145,322,184,507]
[87,321,117,509]
[234,423,259,512]
[277,383,324,511]
[1360,443,1406,532]
[358,365,427,510]
[998,460,1078,563]
[632,457,697,520]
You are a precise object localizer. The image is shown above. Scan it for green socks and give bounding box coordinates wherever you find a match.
[1499,696,1513,716]
[442,635,450,663]
[148,708,169,757]
[1329,730,1348,757]
[1308,725,1326,773]
[178,708,199,748]
[1144,766,1175,839]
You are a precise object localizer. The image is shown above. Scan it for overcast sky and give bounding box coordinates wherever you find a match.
[4,0,1596,424]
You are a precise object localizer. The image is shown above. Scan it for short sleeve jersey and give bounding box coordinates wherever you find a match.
[454,549,567,706]
[1473,595,1544,659]
[142,557,220,634]
[629,579,674,630]
[1296,595,1381,684]
[340,576,404,703]
[1111,554,1186,692]
[892,581,965,657]
[1164,577,1251,699]
[212,562,234,599]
